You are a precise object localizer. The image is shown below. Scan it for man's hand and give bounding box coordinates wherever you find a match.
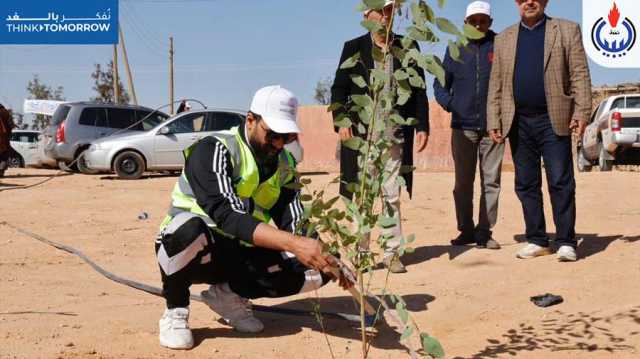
[415,131,428,153]
[338,127,353,141]
[489,129,504,144]
[289,236,332,272]
[570,119,587,137]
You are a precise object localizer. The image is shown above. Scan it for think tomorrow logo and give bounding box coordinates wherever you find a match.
[591,2,637,59]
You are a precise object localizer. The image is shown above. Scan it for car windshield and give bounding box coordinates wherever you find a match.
[137,110,169,131]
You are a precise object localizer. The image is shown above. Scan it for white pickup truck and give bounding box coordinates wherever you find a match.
[578,94,640,171]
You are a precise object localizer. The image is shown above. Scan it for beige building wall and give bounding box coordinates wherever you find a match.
[296,103,513,173]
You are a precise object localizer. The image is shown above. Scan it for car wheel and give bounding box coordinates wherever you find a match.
[576,147,592,172]
[113,151,145,179]
[8,154,24,168]
[76,152,99,175]
[598,144,613,172]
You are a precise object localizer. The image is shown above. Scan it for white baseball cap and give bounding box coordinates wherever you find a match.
[364,0,395,16]
[249,85,301,134]
[466,1,491,19]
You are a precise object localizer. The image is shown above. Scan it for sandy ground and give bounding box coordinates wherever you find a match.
[1,168,639,359]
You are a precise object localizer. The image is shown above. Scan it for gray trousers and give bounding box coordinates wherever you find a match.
[357,142,403,258]
[451,129,505,236]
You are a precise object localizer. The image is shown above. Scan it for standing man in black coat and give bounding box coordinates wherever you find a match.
[330,0,429,273]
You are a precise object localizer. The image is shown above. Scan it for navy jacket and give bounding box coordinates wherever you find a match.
[433,30,495,132]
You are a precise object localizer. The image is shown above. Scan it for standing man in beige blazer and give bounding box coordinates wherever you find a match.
[487,0,592,261]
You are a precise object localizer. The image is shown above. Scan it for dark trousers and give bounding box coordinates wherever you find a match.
[509,113,577,248]
[155,213,330,309]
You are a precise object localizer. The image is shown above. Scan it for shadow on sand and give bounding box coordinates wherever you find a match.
[455,305,640,358]
[192,293,436,351]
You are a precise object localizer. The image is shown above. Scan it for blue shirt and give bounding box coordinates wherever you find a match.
[513,17,548,115]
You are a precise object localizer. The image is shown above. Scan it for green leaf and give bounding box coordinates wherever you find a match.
[424,55,446,87]
[400,35,414,49]
[334,115,352,128]
[358,107,372,125]
[345,182,359,194]
[372,45,385,63]
[349,74,367,88]
[437,0,446,9]
[397,92,410,106]
[361,19,383,34]
[448,40,462,63]
[378,216,398,229]
[324,196,341,210]
[400,165,415,174]
[400,326,414,341]
[406,26,426,42]
[396,302,409,323]
[408,73,425,88]
[342,137,363,151]
[421,1,435,23]
[435,17,461,36]
[389,114,404,125]
[458,36,469,47]
[397,78,412,92]
[410,2,427,25]
[463,23,486,40]
[393,69,409,81]
[300,194,313,202]
[406,234,416,243]
[327,102,343,112]
[370,68,389,83]
[364,0,385,10]
[404,117,417,126]
[396,175,407,187]
[351,94,373,107]
[339,52,360,70]
[284,182,303,190]
[421,333,445,358]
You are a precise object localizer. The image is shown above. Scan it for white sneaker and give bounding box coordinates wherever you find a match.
[516,243,552,259]
[201,283,264,333]
[159,307,194,350]
[557,245,577,262]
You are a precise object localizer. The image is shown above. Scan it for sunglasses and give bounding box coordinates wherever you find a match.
[257,117,298,144]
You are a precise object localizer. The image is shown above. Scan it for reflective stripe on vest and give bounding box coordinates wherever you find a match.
[163,126,296,232]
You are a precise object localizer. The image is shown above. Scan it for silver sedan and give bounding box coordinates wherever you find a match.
[84,109,303,179]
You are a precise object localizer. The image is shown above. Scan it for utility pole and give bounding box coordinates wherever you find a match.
[113,44,120,104]
[169,36,174,114]
[119,26,137,105]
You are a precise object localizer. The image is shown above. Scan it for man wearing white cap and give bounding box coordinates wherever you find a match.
[331,0,429,273]
[154,85,349,349]
[434,1,504,250]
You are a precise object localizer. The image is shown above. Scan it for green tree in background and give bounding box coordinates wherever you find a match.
[314,76,333,105]
[26,75,65,131]
[91,61,130,104]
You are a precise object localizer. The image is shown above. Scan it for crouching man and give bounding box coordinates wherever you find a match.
[155,85,346,349]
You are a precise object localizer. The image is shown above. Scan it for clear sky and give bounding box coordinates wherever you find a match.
[0,0,638,119]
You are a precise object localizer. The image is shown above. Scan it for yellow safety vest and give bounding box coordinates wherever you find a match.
[160,126,296,236]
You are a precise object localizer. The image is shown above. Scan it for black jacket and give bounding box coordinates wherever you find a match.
[433,31,496,131]
[330,34,429,198]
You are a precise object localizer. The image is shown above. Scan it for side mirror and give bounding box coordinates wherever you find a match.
[158,126,171,135]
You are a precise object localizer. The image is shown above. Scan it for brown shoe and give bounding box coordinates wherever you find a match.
[383,256,407,273]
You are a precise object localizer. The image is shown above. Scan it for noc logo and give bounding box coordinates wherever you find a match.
[591,2,636,59]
